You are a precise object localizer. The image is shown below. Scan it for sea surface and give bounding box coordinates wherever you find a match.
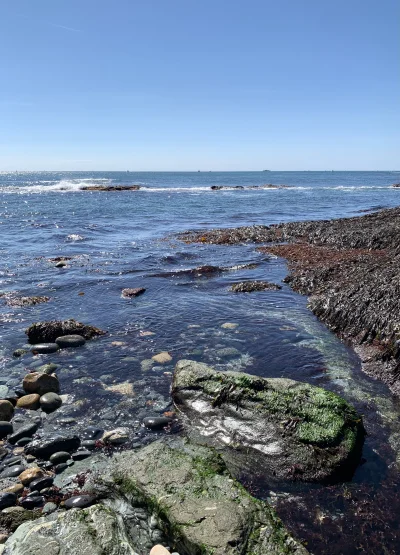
[1,171,400,554]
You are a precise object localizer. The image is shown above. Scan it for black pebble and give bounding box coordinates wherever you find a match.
[72,451,92,461]
[143,416,172,430]
[64,495,96,509]
[0,492,17,509]
[0,464,25,478]
[29,476,54,491]
[20,495,45,509]
[0,422,13,440]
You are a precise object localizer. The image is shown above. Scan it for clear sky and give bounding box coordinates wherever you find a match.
[0,0,398,171]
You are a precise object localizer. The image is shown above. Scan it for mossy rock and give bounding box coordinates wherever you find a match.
[107,438,308,554]
[172,360,365,483]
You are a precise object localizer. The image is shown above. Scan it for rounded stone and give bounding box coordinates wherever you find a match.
[102,428,129,445]
[42,502,57,515]
[55,335,86,348]
[54,463,69,474]
[40,392,62,413]
[0,422,13,439]
[19,467,44,486]
[16,394,41,410]
[20,495,44,509]
[8,422,39,445]
[0,492,17,510]
[30,343,59,354]
[71,450,91,461]
[0,465,25,478]
[151,352,172,364]
[0,401,14,422]
[49,451,70,465]
[36,363,58,375]
[143,417,172,431]
[3,483,24,495]
[29,476,54,492]
[23,373,60,396]
[64,494,96,509]
[15,437,32,447]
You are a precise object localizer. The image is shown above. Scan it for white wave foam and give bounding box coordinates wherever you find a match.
[0,182,395,194]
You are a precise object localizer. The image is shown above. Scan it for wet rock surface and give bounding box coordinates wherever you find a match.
[121,287,146,298]
[172,360,365,483]
[25,319,106,343]
[81,184,141,191]
[230,280,282,292]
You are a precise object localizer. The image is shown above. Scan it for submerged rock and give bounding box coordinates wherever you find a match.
[55,335,86,348]
[172,360,365,483]
[26,319,106,343]
[25,434,80,459]
[2,296,50,308]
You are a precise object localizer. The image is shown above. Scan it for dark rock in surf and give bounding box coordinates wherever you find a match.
[55,335,86,348]
[121,287,146,298]
[30,343,59,354]
[81,185,141,191]
[40,392,62,413]
[26,319,106,343]
[25,435,81,459]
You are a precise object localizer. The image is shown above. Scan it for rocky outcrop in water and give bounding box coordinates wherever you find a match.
[25,319,106,343]
[2,438,307,555]
[172,360,364,484]
[0,295,50,307]
[179,207,400,395]
[81,185,141,191]
[230,281,282,292]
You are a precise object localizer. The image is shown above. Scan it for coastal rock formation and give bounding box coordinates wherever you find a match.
[25,319,106,343]
[81,185,141,191]
[230,280,282,292]
[179,206,400,395]
[172,360,364,483]
[151,263,257,278]
[121,287,146,298]
[2,438,307,554]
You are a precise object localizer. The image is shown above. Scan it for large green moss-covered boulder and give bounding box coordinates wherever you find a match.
[172,360,365,483]
[108,438,308,554]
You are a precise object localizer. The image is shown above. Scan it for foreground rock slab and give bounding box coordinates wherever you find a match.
[172,360,365,483]
[3,439,307,554]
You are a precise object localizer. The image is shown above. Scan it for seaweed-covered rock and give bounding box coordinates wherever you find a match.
[25,319,106,343]
[230,281,282,292]
[172,360,365,483]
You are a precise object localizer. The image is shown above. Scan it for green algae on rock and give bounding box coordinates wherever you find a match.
[3,439,307,555]
[107,438,307,555]
[172,360,365,483]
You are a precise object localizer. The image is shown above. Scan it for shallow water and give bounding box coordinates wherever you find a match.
[1,171,400,553]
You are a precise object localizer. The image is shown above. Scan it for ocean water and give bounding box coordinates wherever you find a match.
[1,171,400,553]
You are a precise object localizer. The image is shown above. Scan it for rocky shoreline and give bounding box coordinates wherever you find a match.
[1,206,400,553]
[180,206,400,396]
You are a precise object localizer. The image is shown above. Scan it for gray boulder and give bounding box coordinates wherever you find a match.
[171,360,365,483]
[3,439,307,554]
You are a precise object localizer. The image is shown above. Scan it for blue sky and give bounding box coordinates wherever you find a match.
[0,0,398,170]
